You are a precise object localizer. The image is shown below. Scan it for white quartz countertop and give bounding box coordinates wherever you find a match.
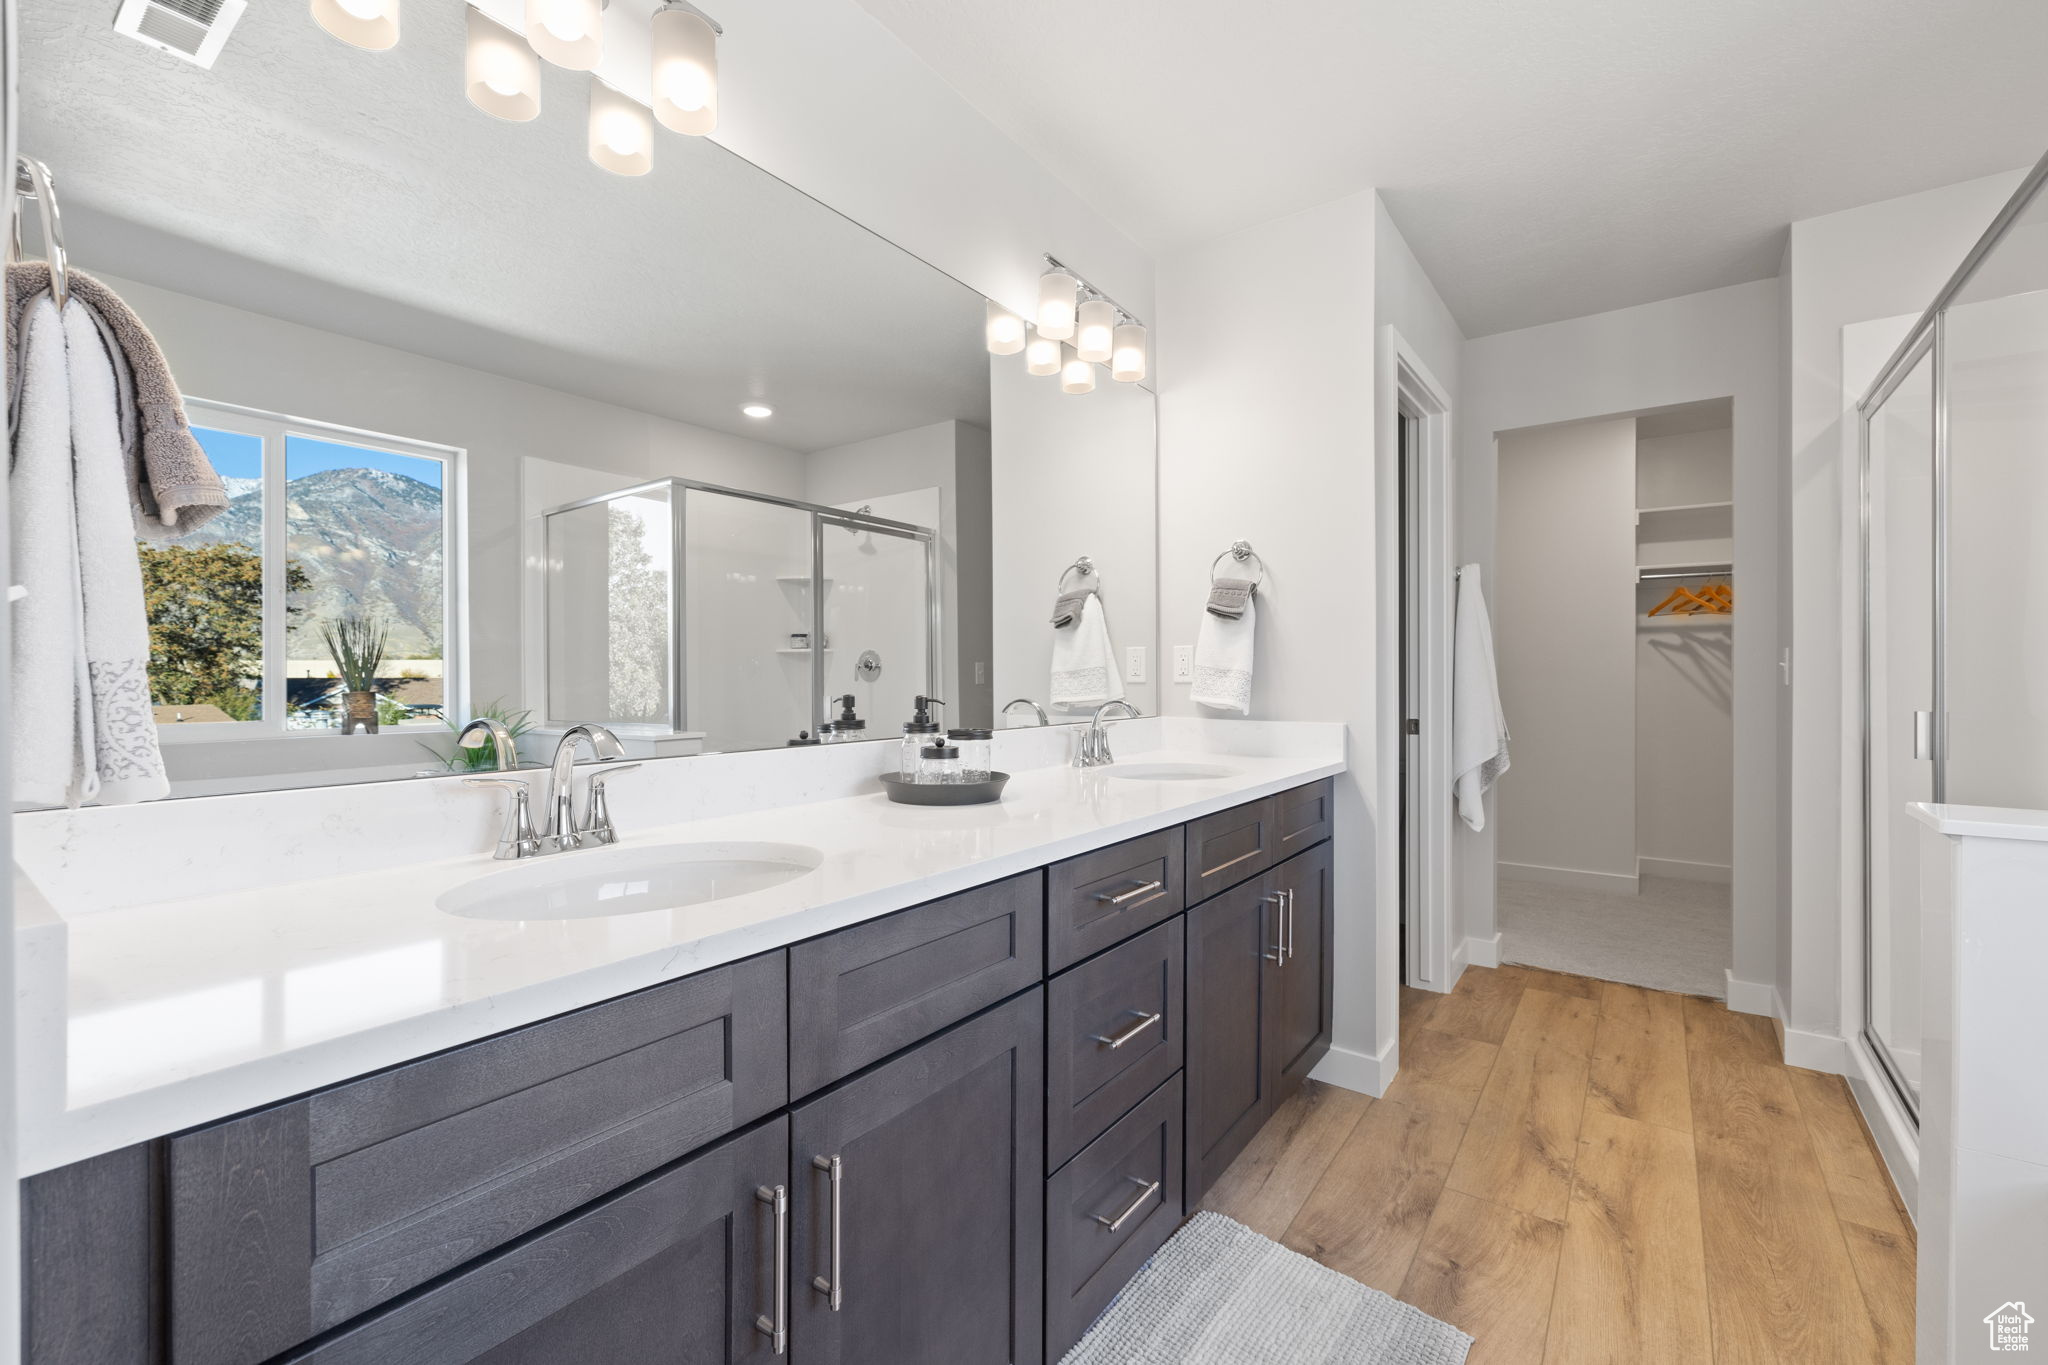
[1908,802,2048,843]
[14,718,1344,1174]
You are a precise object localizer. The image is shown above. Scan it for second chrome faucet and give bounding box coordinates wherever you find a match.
[466,723,641,860]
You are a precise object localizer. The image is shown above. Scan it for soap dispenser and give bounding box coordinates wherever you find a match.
[819,694,866,744]
[900,695,944,777]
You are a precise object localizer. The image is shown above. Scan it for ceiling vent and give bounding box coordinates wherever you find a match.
[113,0,247,69]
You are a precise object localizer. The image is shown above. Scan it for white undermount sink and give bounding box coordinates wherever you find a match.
[438,841,823,921]
[1107,762,1240,782]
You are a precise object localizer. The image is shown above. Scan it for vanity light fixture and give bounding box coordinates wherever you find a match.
[742,403,774,418]
[1060,343,1096,395]
[311,0,399,51]
[1074,298,1115,365]
[1111,320,1148,383]
[588,77,653,175]
[1024,330,1062,377]
[527,0,604,70]
[985,301,1026,356]
[650,2,720,135]
[465,7,540,122]
[1036,268,1078,341]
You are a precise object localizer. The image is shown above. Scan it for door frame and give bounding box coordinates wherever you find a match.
[1379,326,1456,995]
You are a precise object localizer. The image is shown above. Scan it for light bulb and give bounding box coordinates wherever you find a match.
[985,300,1025,356]
[1025,332,1061,377]
[311,0,398,50]
[1061,344,1096,395]
[526,0,602,69]
[1075,299,1115,364]
[1111,321,1148,383]
[588,79,653,175]
[651,5,718,135]
[465,6,540,121]
[1037,270,1078,341]
[742,403,773,418]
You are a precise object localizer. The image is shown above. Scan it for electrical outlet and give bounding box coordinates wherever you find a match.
[1172,645,1194,683]
[1125,646,1146,683]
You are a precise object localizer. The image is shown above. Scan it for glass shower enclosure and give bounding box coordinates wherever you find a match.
[1858,154,2048,1121]
[542,479,938,752]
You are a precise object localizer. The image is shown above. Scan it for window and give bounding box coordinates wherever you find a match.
[143,401,462,736]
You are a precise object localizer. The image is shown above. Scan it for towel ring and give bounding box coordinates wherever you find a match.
[1058,556,1096,592]
[1210,540,1265,588]
[9,157,70,313]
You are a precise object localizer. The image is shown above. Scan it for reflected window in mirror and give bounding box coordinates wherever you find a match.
[147,400,462,740]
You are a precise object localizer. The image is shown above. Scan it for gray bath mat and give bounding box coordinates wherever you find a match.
[1060,1212,1473,1364]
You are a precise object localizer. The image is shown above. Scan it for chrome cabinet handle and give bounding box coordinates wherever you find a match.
[1200,847,1262,879]
[1093,878,1164,906]
[754,1184,788,1353]
[811,1154,843,1311]
[1089,1009,1163,1049]
[1094,1175,1162,1233]
[1284,887,1296,964]
[1263,891,1286,962]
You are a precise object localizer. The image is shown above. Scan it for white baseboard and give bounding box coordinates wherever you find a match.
[1464,933,1501,969]
[1636,856,1733,884]
[1784,1027,1849,1073]
[1723,971,1776,1017]
[1311,1037,1394,1097]
[1499,861,1639,894]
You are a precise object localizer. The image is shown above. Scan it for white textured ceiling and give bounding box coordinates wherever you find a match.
[852,0,2048,336]
[18,0,989,452]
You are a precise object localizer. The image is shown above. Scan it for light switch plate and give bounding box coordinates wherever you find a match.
[1124,646,1146,683]
[1172,645,1194,683]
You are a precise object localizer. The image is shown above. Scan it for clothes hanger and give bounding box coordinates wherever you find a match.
[1647,585,1711,616]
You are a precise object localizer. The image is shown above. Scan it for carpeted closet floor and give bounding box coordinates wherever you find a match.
[1497,875,1731,998]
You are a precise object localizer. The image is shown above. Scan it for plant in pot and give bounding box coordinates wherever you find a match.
[320,612,390,735]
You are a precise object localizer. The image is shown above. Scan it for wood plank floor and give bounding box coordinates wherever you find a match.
[1200,965,1912,1365]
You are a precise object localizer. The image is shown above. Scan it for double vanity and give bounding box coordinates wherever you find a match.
[13,718,1344,1365]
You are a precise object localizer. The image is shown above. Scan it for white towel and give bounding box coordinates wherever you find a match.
[1452,562,1508,831]
[10,298,169,808]
[1190,595,1255,714]
[1051,591,1125,711]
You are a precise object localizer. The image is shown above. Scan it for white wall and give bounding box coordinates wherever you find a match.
[1460,279,1781,1002]
[1157,192,1385,1087]
[990,359,1158,721]
[1782,168,2026,1045]
[1493,419,1640,885]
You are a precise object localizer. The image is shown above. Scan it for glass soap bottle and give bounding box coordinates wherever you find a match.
[920,739,962,784]
[900,695,944,777]
[948,727,992,782]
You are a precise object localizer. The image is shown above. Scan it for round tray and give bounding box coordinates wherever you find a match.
[879,772,1010,806]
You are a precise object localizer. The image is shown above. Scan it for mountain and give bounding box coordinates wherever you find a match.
[189,467,445,659]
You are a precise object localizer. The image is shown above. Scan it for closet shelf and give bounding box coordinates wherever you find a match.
[1636,499,1733,517]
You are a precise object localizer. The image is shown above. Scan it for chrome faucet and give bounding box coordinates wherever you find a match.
[1076,701,1138,768]
[466,723,639,859]
[453,716,516,771]
[1002,697,1050,727]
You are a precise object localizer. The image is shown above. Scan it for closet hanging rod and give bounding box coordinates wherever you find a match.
[1638,564,1733,582]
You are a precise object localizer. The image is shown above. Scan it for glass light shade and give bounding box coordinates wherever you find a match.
[588,79,653,176]
[1025,332,1061,377]
[526,0,602,69]
[1074,299,1115,364]
[465,7,540,121]
[311,0,398,50]
[985,301,1026,356]
[1060,344,1096,395]
[1111,321,1149,383]
[1036,271,1077,340]
[650,5,718,135]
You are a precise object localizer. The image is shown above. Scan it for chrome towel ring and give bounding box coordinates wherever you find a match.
[10,157,71,312]
[1058,555,1097,592]
[1209,540,1265,588]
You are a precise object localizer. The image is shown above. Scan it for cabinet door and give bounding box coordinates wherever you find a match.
[1184,876,1280,1206]
[789,990,1044,1365]
[281,1118,789,1365]
[1270,842,1334,1103]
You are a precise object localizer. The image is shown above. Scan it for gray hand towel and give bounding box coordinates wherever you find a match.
[7,262,228,539]
[1206,577,1256,619]
[1051,586,1095,628]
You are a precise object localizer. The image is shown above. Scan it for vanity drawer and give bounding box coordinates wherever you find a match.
[1275,778,1334,852]
[1047,826,1185,971]
[1046,916,1184,1171]
[788,870,1044,1097]
[1186,795,1280,903]
[1045,1073,1184,1364]
[166,951,788,1365]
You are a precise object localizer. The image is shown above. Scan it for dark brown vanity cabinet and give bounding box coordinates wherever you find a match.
[1270,840,1335,1102]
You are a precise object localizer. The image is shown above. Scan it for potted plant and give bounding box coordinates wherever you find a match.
[320,612,389,735]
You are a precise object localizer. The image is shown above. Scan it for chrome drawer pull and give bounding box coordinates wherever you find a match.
[1095,1176,1162,1233]
[1093,878,1164,906]
[1199,847,1262,879]
[1089,1009,1163,1049]
[754,1184,788,1353]
[1263,891,1286,962]
[811,1154,843,1310]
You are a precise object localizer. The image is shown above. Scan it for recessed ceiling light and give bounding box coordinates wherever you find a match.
[742,403,773,418]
